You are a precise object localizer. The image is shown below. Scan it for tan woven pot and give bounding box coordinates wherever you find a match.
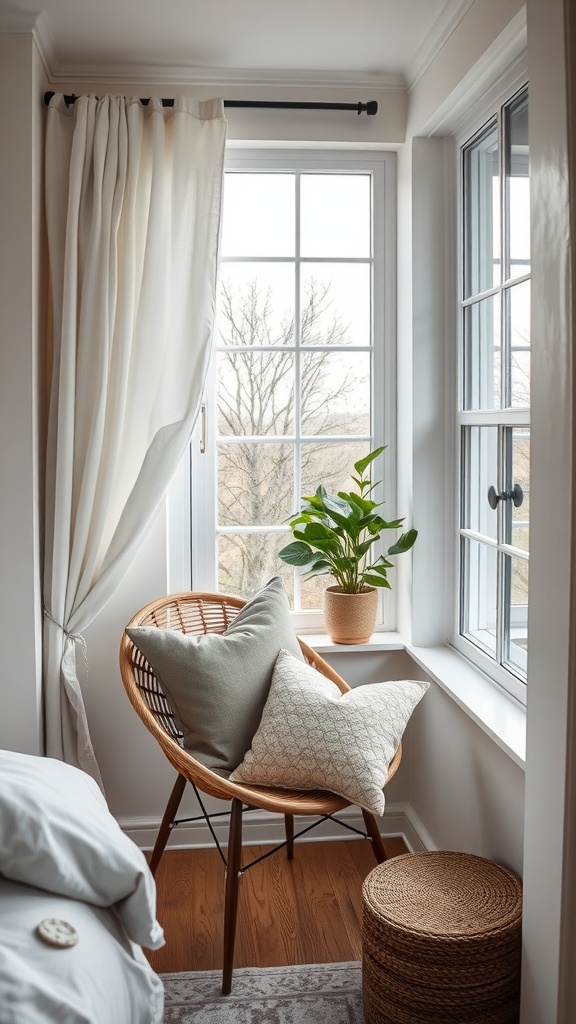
[323,585,378,644]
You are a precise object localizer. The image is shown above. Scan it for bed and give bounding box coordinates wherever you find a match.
[0,749,164,1024]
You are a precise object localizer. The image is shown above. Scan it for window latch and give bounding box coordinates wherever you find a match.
[487,483,523,510]
[200,402,206,454]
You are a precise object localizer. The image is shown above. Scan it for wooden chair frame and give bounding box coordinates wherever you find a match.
[119,591,401,994]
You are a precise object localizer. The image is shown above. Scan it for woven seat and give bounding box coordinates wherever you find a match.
[120,590,402,994]
[361,851,522,1024]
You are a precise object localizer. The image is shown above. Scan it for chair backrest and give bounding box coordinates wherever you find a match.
[120,590,351,741]
[119,590,385,807]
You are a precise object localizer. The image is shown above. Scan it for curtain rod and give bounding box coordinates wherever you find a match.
[43,91,378,115]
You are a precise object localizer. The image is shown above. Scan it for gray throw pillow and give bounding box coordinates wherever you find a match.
[126,576,303,772]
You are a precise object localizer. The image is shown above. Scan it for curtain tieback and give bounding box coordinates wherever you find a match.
[43,605,89,687]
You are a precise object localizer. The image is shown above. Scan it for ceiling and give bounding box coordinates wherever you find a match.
[1,0,473,87]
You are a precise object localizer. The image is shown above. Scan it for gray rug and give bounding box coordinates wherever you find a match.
[161,961,364,1023]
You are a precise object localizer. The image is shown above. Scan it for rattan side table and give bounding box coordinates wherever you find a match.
[362,851,522,1024]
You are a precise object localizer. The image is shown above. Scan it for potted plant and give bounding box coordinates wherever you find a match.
[278,447,417,643]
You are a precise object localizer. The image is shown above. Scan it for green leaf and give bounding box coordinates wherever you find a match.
[361,575,392,589]
[300,522,341,552]
[361,515,404,533]
[323,492,356,518]
[301,560,333,581]
[372,556,394,570]
[342,492,380,515]
[354,446,386,476]
[367,562,390,576]
[277,541,316,566]
[387,528,418,556]
[286,513,314,528]
[301,521,337,540]
[355,537,378,558]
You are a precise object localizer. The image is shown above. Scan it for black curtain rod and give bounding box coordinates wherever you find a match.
[43,91,377,115]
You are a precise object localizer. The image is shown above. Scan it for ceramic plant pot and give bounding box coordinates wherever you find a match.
[322,585,379,644]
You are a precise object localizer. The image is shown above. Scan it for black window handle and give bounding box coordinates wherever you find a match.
[487,484,524,510]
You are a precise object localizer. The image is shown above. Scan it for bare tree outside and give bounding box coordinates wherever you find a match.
[215,276,371,602]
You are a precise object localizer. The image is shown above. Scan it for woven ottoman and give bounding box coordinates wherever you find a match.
[362,851,522,1024]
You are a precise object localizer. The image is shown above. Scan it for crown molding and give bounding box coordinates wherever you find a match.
[0,7,40,32]
[419,7,527,137]
[46,61,405,92]
[406,0,477,92]
[0,10,57,78]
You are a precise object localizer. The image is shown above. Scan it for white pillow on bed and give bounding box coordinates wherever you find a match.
[0,750,164,951]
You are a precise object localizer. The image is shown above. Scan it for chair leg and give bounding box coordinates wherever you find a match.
[362,809,388,864]
[222,797,243,996]
[285,813,294,860]
[149,773,187,877]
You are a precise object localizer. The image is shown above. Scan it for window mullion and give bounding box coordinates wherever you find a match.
[294,171,303,612]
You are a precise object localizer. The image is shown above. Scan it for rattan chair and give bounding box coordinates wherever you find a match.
[119,591,401,994]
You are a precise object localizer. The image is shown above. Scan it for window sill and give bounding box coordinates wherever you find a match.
[300,632,526,770]
[405,643,526,769]
[301,631,405,654]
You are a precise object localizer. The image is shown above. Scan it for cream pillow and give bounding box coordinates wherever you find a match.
[230,649,429,815]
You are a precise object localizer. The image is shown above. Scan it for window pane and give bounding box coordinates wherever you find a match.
[300,174,370,258]
[221,174,295,257]
[503,553,529,675]
[300,573,329,611]
[506,92,530,280]
[300,440,371,501]
[202,159,379,611]
[462,426,498,540]
[217,351,295,436]
[463,121,500,298]
[506,428,530,551]
[507,280,531,407]
[458,89,529,689]
[301,352,370,436]
[218,443,294,527]
[463,294,501,410]
[300,264,371,346]
[218,265,295,347]
[218,532,293,599]
[461,538,498,657]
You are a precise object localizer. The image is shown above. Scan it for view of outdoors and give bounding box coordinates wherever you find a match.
[460,87,530,680]
[214,170,375,607]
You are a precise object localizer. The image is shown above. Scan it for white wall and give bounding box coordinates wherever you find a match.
[520,0,576,1019]
[0,34,45,755]
[407,674,524,873]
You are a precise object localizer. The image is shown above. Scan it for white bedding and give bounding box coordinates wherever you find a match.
[0,750,165,1023]
[0,876,164,1024]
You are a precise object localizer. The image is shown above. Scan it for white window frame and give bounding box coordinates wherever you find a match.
[168,147,398,634]
[451,78,530,705]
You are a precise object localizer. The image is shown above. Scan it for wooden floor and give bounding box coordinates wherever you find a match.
[147,836,407,974]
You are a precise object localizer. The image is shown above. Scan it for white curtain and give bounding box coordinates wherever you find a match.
[43,94,227,784]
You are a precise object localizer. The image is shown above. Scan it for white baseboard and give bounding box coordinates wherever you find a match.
[120,801,431,854]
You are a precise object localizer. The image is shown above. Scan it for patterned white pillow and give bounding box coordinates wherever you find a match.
[229,649,429,815]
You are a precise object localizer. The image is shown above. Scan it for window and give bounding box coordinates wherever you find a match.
[456,86,530,697]
[188,150,395,629]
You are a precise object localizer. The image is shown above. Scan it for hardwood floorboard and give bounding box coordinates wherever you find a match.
[147,836,407,974]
